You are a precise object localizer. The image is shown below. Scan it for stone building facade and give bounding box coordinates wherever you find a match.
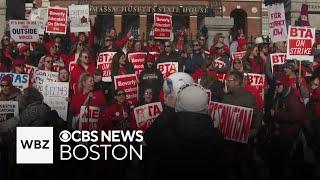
[46,0,263,41]
[0,0,269,46]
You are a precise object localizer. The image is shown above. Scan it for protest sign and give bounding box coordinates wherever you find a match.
[114,74,138,106]
[214,57,227,81]
[29,8,47,35]
[0,101,19,133]
[9,20,39,42]
[0,73,29,90]
[245,73,265,103]
[79,106,100,131]
[208,102,253,143]
[0,101,19,123]
[69,5,90,33]
[134,102,163,131]
[24,65,38,84]
[46,7,68,34]
[287,26,315,62]
[128,52,147,77]
[24,65,38,81]
[268,3,287,42]
[97,52,117,82]
[157,62,178,79]
[34,70,58,93]
[43,82,69,121]
[270,53,287,73]
[34,70,59,84]
[153,13,172,40]
[231,51,246,61]
[24,65,38,76]
[245,73,265,86]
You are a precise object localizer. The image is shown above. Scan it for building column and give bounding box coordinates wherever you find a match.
[204,17,234,48]
[189,16,198,40]
[0,0,6,36]
[139,14,147,40]
[114,15,122,34]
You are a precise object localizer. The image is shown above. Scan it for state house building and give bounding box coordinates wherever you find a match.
[31,0,264,42]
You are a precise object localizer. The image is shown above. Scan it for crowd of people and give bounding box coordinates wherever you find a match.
[0,21,320,180]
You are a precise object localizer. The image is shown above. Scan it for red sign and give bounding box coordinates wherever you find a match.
[134,102,163,131]
[114,74,138,106]
[79,106,100,131]
[289,39,312,51]
[157,62,178,79]
[24,65,37,83]
[245,73,265,86]
[97,52,117,82]
[128,52,147,77]
[46,7,68,34]
[24,64,37,76]
[209,102,253,143]
[270,53,287,73]
[245,73,265,106]
[231,51,246,61]
[153,13,172,40]
[287,26,315,62]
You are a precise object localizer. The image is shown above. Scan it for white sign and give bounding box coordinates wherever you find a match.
[97,51,117,82]
[287,26,316,62]
[69,5,90,33]
[43,82,69,121]
[29,8,47,35]
[34,70,58,93]
[209,102,253,143]
[0,101,19,124]
[0,73,29,90]
[134,102,163,131]
[157,62,179,79]
[270,53,287,73]
[268,3,288,42]
[9,20,39,42]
